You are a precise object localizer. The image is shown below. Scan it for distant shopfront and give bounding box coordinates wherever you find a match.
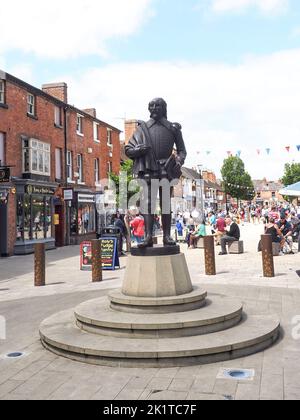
[14,181,57,255]
[70,192,97,245]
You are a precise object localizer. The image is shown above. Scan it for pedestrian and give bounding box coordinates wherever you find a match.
[219,217,240,255]
[130,214,145,245]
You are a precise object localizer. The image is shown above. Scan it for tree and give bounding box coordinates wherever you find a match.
[281,163,300,186]
[109,160,139,210]
[221,156,255,204]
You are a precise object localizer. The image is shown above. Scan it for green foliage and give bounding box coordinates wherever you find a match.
[281,163,300,187]
[221,156,255,201]
[109,160,139,209]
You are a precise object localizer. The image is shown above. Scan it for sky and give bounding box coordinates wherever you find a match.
[1,0,300,180]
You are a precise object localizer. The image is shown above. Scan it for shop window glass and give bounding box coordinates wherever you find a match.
[70,206,77,235]
[16,196,24,241]
[78,204,96,235]
[32,195,45,240]
[24,195,31,241]
[45,197,52,238]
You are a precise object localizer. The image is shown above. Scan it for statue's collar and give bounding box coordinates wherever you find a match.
[147,117,170,129]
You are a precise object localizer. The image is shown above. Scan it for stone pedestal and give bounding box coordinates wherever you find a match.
[39,244,280,367]
[122,247,192,298]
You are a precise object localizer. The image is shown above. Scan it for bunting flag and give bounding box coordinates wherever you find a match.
[195,144,300,158]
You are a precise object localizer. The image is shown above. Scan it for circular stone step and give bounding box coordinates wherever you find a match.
[74,297,243,338]
[40,310,280,368]
[108,287,207,314]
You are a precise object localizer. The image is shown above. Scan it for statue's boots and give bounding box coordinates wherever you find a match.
[138,214,154,248]
[162,214,177,247]
[138,236,154,249]
[163,235,177,247]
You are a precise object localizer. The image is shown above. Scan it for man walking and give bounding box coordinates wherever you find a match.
[219,217,240,255]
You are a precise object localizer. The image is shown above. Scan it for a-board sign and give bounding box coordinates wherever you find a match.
[80,238,120,271]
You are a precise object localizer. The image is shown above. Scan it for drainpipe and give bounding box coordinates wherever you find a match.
[64,106,70,246]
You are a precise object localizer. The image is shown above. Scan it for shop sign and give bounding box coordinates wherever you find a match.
[63,189,74,201]
[78,194,95,204]
[80,238,120,271]
[0,167,10,183]
[25,185,55,195]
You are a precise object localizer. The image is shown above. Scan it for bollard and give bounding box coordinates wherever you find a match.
[261,234,275,278]
[92,239,102,283]
[34,243,46,287]
[204,236,216,276]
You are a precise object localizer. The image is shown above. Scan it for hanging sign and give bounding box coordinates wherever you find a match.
[80,238,120,271]
[0,167,10,183]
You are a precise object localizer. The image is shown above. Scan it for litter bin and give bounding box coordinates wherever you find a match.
[98,226,122,256]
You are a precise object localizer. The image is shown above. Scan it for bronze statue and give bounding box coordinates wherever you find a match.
[125,98,187,248]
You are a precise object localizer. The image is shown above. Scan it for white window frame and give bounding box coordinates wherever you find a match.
[76,114,84,136]
[22,138,51,176]
[27,93,35,116]
[77,154,83,182]
[67,151,73,182]
[55,148,62,180]
[94,122,100,142]
[107,128,113,147]
[0,133,5,166]
[107,161,112,174]
[0,81,5,104]
[94,158,99,184]
[54,106,62,127]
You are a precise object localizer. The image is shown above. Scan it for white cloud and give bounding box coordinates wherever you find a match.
[61,49,300,180]
[0,0,154,59]
[210,0,289,14]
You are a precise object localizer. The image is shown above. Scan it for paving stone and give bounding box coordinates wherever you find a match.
[147,390,188,400]
[260,374,284,400]
[169,378,195,392]
[146,377,173,391]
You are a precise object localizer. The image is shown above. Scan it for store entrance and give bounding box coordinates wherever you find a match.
[55,204,64,247]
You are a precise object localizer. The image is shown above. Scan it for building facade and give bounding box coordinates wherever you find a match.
[253,179,284,206]
[0,70,121,256]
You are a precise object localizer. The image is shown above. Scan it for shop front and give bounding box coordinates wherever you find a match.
[0,185,11,257]
[14,181,57,255]
[70,192,97,245]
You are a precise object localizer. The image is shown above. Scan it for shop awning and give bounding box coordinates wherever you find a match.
[279,181,300,197]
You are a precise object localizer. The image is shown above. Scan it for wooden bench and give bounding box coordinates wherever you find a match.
[228,240,244,254]
[272,242,281,257]
[196,237,205,249]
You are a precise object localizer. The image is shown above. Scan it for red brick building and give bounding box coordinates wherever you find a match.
[0,70,121,256]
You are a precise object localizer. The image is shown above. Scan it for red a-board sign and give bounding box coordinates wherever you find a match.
[80,239,120,271]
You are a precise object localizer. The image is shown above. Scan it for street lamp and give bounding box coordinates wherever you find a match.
[197,164,205,220]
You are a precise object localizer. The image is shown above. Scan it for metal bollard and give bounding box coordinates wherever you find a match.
[204,236,216,276]
[92,239,102,283]
[34,243,46,287]
[261,234,275,278]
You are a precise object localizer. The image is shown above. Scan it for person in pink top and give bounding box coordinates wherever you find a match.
[130,214,145,244]
[214,216,226,245]
[269,207,280,223]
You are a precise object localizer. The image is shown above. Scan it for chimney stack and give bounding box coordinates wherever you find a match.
[42,82,68,103]
[83,108,97,118]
